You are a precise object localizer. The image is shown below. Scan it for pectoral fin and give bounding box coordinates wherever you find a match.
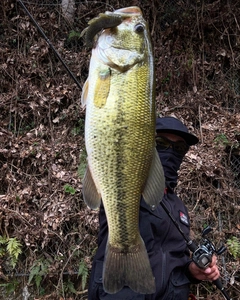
[82,164,101,209]
[93,68,111,108]
[142,148,165,206]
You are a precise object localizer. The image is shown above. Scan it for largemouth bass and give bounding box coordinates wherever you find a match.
[81,6,165,294]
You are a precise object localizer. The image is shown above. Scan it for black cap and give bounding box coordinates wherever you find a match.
[156,116,199,146]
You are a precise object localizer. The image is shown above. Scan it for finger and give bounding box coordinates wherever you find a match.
[207,269,220,281]
[209,255,218,267]
[203,267,212,275]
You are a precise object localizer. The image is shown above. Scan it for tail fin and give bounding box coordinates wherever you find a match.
[103,237,155,294]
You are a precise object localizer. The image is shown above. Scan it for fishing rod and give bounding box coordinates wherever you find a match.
[17,0,82,91]
[160,200,232,300]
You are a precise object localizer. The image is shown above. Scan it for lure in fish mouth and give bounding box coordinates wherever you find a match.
[82,6,144,47]
[82,13,122,47]
[81,6,165,295]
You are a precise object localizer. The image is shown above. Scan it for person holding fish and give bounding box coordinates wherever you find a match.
[87,116,220,300]
[81,6,220,300]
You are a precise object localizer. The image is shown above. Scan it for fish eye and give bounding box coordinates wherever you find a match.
[134,23,144,33]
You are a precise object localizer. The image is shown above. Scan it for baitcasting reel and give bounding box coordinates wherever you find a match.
[192,226,227,269]
[160,200,232,300]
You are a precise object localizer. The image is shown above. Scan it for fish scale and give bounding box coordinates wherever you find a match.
[81,6,165,294]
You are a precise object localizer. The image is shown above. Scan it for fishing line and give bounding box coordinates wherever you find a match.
[17,0,82,90]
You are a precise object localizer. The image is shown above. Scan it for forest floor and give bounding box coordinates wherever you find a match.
[0,0,239,299]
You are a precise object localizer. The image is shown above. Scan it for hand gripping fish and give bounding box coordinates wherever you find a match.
[81,6,165,294]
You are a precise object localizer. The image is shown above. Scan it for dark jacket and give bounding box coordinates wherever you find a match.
[88,188,196,300]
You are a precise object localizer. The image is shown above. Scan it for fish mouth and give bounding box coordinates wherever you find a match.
[82,6,143,48]
[113,6,142,16]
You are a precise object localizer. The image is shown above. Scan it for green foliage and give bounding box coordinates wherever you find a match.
[227,236,240,259]
[78,259,88,290]
[64,184,76,195]
[214,134,230,146]
[0,236,22,269]
[63,279,77,295]
[28,258,50,294]
[71,118,85,136]
[0,236,6,257]
[67,30,81,41]
[7,238,22,268]
[231,141,240,151]
[161,72,171,84]
[0,279,19,296]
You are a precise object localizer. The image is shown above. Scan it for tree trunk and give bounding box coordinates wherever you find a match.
[61,0,76,23]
